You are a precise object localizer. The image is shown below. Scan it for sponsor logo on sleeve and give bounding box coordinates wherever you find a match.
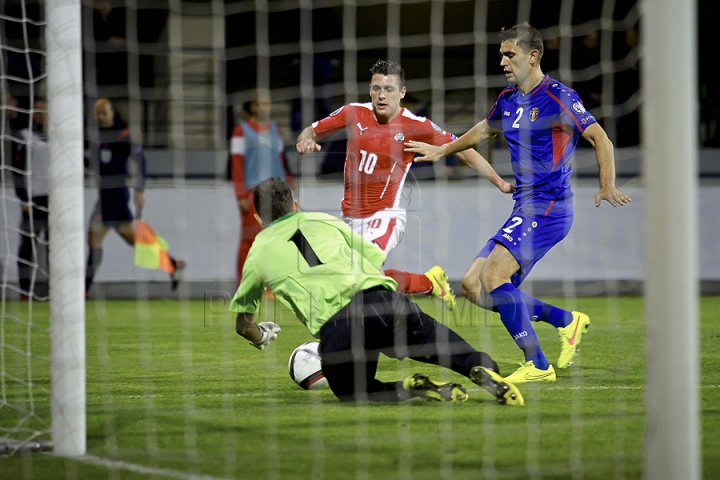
[504,111,510,116]
[330,106,344,116]
[429,121,444,132]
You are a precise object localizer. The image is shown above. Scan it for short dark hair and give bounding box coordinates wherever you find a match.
[499,22,544,61]
[369,60,405,88]
[253,177,294,224]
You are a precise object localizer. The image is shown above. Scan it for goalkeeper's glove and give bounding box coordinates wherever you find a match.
[250,322,281,350]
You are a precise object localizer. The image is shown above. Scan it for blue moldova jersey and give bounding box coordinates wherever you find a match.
[487,75,597,206]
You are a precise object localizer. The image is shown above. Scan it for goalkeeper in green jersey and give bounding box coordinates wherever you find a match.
[230,178,523,405]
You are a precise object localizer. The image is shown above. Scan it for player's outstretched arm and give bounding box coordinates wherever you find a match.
[296,126,322,154]
[582,123,632,207]
[236,312,281,350]
[404,120,499,161]
[455,149,514,194]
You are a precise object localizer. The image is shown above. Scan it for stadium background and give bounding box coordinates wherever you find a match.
[2,0,720,298]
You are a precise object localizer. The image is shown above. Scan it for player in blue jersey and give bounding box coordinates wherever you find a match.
[405,23,631,383]
[85,98,186,297]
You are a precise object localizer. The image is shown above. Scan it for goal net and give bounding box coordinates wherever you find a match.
[1,0,53,454]
[2,0,85,457]
[0,0,706,478]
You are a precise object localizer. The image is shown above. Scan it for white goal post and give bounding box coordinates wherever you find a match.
[642,0,699,479]
[46,0,86,457]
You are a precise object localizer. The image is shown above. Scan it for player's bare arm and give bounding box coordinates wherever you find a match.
[582,123,632,208]
[404,120,500,161]
[235,312,260,340]
[296,126,322,154]
[455,149,514,194]
[236,312,282,350]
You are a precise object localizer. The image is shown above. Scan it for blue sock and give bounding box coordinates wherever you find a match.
[489,283,549,370]
[517,291,572,328]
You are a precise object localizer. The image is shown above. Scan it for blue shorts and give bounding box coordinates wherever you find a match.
[90,188,134,226]
[477,199,573,286]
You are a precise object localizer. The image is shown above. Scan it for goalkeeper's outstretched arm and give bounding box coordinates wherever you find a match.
[235,312,259,340]
[236,313,281,350]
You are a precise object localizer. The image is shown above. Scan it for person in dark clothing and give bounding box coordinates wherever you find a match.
[13,99,50,299]
[85,98,185,296]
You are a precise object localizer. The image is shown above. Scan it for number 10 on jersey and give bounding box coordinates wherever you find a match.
[358,150,378,174]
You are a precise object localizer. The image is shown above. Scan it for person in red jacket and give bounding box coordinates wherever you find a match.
[230,89,294,285]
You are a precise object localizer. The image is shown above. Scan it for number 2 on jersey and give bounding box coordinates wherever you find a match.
[512,108,523,128]
[358,150,378,174]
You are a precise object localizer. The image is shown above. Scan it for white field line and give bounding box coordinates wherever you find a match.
[74,454,229,480]
[93,383,720,400]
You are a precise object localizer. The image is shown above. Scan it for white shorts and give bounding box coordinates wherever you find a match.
[344,208,406,254]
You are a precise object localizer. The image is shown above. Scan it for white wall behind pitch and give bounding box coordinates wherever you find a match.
[2,179,720,284]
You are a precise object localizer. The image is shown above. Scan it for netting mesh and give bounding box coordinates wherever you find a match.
[3,1,709,479]
[1,0,52,455]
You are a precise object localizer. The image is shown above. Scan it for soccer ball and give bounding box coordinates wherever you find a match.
[288,342,328,390]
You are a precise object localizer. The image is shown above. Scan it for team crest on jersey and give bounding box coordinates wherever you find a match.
[504,111,510,116]
[430,121,442,132]
[529,107,539,122]
[100,148,112,164]
[330,106,344,116]
[572,101,586,114]
[394,132,405,143]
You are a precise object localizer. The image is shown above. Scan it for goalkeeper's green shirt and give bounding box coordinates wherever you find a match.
[229,211,397,336]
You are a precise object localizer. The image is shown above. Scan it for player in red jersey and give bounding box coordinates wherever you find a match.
[296,60,513,309]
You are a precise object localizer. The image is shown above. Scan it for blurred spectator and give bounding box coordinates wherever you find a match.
[92,0,127,86]
[542,36,560,74]
[614,25,640,147]
[230,90,294,286]
[571,31,602,113]
[13,99,50,299]
[290,58,338,133]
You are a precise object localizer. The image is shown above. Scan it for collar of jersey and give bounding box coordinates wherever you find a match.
[516,74,550,98]
[268,211,297,227]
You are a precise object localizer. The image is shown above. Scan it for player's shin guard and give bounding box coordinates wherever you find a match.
[490,283,549,370]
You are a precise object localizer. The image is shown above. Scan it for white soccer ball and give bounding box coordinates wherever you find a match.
[288,342,329,390]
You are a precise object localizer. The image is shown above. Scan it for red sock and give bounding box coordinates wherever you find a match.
[384,269,433,295]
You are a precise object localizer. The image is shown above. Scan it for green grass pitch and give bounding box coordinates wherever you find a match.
[1,295,719,479]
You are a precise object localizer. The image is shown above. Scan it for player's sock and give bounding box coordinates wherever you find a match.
[383,269,433,294]
[517,291,573,328]
[489,283,549,370]
[85,247,103,293]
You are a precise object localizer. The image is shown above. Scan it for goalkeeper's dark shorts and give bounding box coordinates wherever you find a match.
[318,287,497,402]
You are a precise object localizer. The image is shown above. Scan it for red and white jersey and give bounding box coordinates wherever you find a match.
[312,103,457,218]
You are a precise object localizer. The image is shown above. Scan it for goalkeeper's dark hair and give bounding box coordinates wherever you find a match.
[370,60,405,87]
[500,22,544,62]
[253,177,294,224]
